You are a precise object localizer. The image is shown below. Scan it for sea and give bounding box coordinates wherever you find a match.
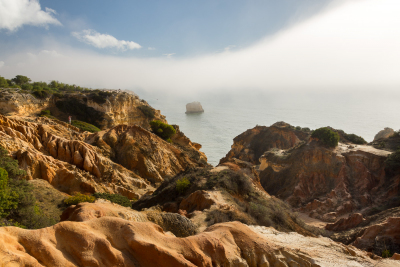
[139,90,400,166]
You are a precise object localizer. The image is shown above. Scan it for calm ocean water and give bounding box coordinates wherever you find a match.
[140,90,400,166]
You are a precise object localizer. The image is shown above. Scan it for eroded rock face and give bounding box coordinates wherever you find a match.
[83,92,167,129]
[0,115,153,198]
[185,101,204,114]
[260,141,392,219]
[0,217,397,267]
[0,89,48,116]
[88,124,209,183]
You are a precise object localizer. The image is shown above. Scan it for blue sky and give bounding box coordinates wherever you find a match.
[0,0,399,93]
[1,0,332,57]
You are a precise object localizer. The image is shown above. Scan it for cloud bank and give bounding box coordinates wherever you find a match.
[1,0,399,94]
[0,0,61,31]
[72,29,142,51]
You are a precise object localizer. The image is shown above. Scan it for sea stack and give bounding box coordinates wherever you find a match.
[185,101,204,114]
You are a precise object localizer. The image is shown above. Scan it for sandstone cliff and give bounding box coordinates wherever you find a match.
[0,114,208,199]
[0,89,166,130]
[0,217,397,267]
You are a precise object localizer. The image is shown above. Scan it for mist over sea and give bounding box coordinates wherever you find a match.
[140,90,400,166]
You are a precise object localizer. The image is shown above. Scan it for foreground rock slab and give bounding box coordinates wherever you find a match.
[0,217,398,267]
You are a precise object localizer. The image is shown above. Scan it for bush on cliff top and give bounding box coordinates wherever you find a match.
[312,127,340,148]
[345,133,367,145]
[150,120,176,141]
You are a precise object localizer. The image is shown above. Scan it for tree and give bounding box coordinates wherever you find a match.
[11,75,31,85]
[0,76,9,88]
[49,80,59,89]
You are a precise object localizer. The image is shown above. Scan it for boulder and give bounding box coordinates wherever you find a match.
[374,128,395,141]
[185,101,204,114]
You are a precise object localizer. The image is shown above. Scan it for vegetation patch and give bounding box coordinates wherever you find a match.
[176,177,191,194]
[0,146,56,229]
[71,120,101,133]
[92,193,132,207]
[312,127,340,148]
[150,120,176,141]
[63,193,95,206]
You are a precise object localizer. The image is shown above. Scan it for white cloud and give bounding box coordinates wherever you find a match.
[1,0,400,94]
[148,47,156,50]
[0,61,4,68]
[163,53,175,58]
[0,0,61,31]
[72,29,142,51]
[224,45,236,52]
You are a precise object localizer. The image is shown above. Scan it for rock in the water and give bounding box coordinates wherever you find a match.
[185,101,204,114]
[374,127,395,141]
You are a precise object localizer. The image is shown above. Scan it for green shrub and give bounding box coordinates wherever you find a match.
[295,126,301,131]
[312,127,340,148]
[382,249,393,258]
[71,120,101,133]
[176,177,190,194]
[345,133,367,144]
[138,105,155,119]
[0,147,55,229]
[63,193,95,206]
[150,120,176,141]
[92,193,132,207]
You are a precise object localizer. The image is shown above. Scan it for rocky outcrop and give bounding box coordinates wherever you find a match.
[326,213,365,231]
[374,128,395,141]
[87,124,208,183]
[220,123,310,165]
[0,111,209,198]
[0,217,397,267]
[260,141,392,219]
[185,101,204,114]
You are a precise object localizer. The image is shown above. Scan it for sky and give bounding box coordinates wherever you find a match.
[0,0,399,94]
